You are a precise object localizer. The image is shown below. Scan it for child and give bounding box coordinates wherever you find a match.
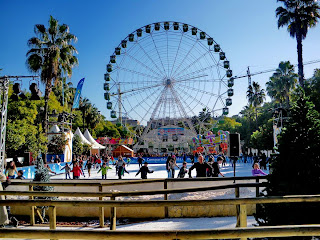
[71,162,83,179]
[16,170,25,180]
[126,157,131,166]
[135,162,154,179]
[118,162,129,179]
[97,163,112,179]
[177,162,188,178]
[85,160,93,177]
[60,163,71,179]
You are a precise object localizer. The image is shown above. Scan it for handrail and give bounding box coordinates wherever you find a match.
[8,175,268,187]
[1,225,320,239]
[1,194,320,207]
[0,182,267,198]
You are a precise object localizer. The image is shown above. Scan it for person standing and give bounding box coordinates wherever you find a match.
[98,163,112,179]
[168,156,179,178]
[188,155,212,178]
[60,163,71,179]
[135,162,154,179]
[137,154,143,168]
[118,163,129,179]
[178,162,188,178]
[71,162,83,179]
[85,160,93,177]
[212,157,225,177]
[252,163,267,176]
[5,161,18,179]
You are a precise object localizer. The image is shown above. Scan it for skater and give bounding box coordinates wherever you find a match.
[118,163,129,179]
[15,170,25,180]
[177,162,188,178]
[116,156,125,175]
[135,162,154,179]
[168,156,179,178]
[85,160,93,177]
[212,157,225,177]
[137,154,143,168]
[252,163,267,176]
[5,161,18,179]
[188,155,212,178]
[71,162,83,179]
[60,163,71,179]
[97,162,112,179]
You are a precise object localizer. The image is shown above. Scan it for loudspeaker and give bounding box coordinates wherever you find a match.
[228,133,240,157]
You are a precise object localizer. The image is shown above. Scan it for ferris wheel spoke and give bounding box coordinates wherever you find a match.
[175,83,225,99]
[169,87,196,133]
[169,32,184,78]
[114,66,163,81]
[113,84,163,99]
[174,84,208,109]
[173,51,212,79]
[135,41,167,77]
[150,33,168,77]
[174,65,218,81]
[170,39,199,77]
[122,52,164,78]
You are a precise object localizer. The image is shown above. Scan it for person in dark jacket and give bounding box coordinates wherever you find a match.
[178,162,188,178]
[188,155,212,178]
[212,157,225,177]
[118,163,129,179]
[135,162,154,179]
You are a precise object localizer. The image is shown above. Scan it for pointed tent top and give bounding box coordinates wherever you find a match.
[74,127,92,145]
[83,129,106,149]
[49,125,60,133]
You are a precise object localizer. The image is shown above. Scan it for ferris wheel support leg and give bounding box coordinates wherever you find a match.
[0,77,9,172]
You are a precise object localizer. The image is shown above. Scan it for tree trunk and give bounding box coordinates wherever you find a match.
[43,82,52,134]
[296,32,304,88]
[255,108,258,130]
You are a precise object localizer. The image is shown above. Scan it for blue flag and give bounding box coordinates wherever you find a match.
[72,78,85,109]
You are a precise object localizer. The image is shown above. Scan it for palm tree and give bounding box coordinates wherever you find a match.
[276,0,320,87]
[26,16,78,133]
[247,81,266,129]
[266,61,298,109]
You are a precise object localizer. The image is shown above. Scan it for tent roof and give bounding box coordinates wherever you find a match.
[74,127,92,145]
[84,129,106,149]
[49,125,60,133]
[114,145,134,152]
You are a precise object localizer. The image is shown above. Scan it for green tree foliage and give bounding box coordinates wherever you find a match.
[306,69,320,112]
[255,88,320,231]
[250,119,274,151]
[266,61,298,108]
[47,135,67,154]
[247,81,266,128]
[72,134,83,156]
[276,0,320,87]
[26,15,78,132]
[217,117,241,133]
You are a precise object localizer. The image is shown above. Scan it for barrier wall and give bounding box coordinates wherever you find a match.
[7,179,257,218]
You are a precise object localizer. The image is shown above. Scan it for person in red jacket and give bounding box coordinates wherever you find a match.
[71,162,83,179]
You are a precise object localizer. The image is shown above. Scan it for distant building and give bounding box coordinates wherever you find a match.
[111,117,140,127]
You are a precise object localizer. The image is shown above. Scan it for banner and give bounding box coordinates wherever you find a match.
[72,78,85,109]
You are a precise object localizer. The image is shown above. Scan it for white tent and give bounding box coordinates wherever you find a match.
[83,129,106,149]
[74,127,92,145]
[48,125,60,142]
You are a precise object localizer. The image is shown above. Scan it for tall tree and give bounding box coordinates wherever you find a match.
[276,0,320,87]
[26,16,78,133]
[247,81,266,128]
[266,61,298,108]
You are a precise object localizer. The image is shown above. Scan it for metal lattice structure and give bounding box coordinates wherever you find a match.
[103,21,234,140]
[0,76,9,172]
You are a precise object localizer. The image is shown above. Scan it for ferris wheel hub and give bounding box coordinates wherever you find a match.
[166,79,172,86]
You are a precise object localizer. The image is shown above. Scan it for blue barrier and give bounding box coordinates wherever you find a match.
[17,162,71,179]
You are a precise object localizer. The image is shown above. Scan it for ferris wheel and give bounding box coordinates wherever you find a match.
[103,21,234,138]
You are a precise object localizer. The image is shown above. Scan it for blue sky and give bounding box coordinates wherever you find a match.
[1,0,320,122]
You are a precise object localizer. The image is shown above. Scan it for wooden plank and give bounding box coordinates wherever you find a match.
[110,196,116,230]
[1,225,320,239]
[99,185,104,228]
[164,180,168,218]
[235,187,240,227]
[28,185,35,226]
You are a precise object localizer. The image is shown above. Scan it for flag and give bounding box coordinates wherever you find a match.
[72,78,85,109]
